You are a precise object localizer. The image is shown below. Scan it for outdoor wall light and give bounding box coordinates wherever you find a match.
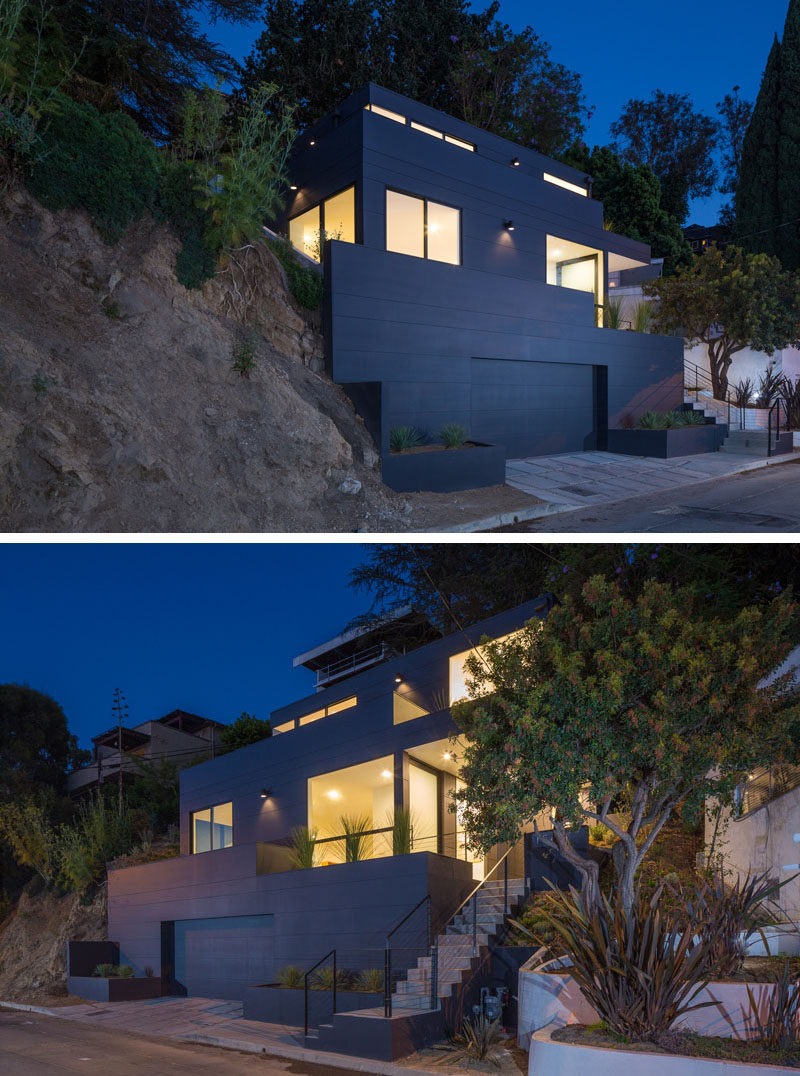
[309,139,316,146]
[510,157,520,167]
[504,219,515,231]
[290,184,298,191]
[394,674,403,683]
[260,788,272,799]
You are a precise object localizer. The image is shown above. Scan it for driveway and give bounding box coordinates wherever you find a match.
[505,450,798,513]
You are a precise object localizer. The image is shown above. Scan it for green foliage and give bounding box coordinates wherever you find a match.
[389,425,425,453]
[441,1013,503,1067]
[355,968,384,993]
[102,299,120,319]
[93,963,114,977]
[391,806,413,856]
[0,797,58,885]
[266,238,323,309]
[440,423,467,449]
[219,712,271,753]
[56,794,136,893]
[310,964,351,991]
[125,756,179,835]
[232,336,256,379]
[588,822,614,845]
[158,161,217,289]
[31,372,49,395]
[340,813,371,862]
[637,410,669,429]
[637,410,704,430]
[275,964,305,989]
[776,0,800,272]
[756,365,785,406]
[538,882,721,1042]
[604,294,626,330]
[288,825,317,870]
[632,299,652,333]
[564,145,691,275]
[451,576,799,914]
[644,245,800,398]
[26,94,160,243]
[113,963,135,978]
[736,36,781,259]
[610,90,718,224]
[0,684,85,802]
[716,87,753,219]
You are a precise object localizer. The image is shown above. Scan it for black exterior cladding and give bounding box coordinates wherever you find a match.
[107,599,550,1000]
[275,84,683,461]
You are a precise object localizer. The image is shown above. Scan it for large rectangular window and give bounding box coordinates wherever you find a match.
[298,695,356,727]
[386,190,460,265]
[543,172,588,197]
[288,186,355,262]
[449,629,527,704]
[308,756,394,863]
[191,802,233,853]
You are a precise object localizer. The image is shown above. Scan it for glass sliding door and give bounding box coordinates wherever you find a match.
[409,761,439,853]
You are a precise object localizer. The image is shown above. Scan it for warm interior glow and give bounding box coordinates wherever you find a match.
[323,186,355,245]
[309,755,394,863]
[448,629,526,704]
[411,121,443,139]
[386,190,425,258]
[289,204,320,261]
[409,762,438,853]
[369,104,406,124]
[547,235,604,322]
[445,134,475,152]
[427,200,459,264]
[191,801,233,853]
[298,695,357,727]
[273,720,295,735]
[393,692,430,725]
[543,172,588,197]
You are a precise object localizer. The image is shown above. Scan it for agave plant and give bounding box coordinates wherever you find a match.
[637,410,670,430]
[340,813,371,862]
[310,964,352,991]
[276,964,305,989]
[113,964,135,978]
[746,961,800,1050]
[355,967,384,993]
[93,963,114,978]
[536,882,720,1042]
[389,425,425,453]
[440,422,467,449]
[288,825,317,870]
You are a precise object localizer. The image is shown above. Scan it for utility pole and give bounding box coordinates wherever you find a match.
[111,688,129,816]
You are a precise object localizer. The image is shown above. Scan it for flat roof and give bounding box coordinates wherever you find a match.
[294,606,439,672]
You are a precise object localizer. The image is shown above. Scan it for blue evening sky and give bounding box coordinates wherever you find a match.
[0,544,369,750]
[202,0,790,224]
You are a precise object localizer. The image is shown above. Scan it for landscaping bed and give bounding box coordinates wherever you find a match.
[382,441,506,493]
[243,983,383,1025]
[607,424,727,458]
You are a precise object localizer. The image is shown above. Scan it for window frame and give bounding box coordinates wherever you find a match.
[190,800,234,854]
[384,187,462,266]
[287,183,359,260]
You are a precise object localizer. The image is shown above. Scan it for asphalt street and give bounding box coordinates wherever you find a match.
[498,458,800,533]
[0,1009,360,1076]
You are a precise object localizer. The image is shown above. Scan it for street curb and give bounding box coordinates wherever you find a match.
[0,1001,58,1015]
[176,1031,440,1074]
[433,451,800,533]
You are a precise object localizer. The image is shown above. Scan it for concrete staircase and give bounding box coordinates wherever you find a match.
[390,877,527,1012]
[718,429,793,457]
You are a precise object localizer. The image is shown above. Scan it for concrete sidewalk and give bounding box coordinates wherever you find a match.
[0,998,439,1075]
[505,450,798,512]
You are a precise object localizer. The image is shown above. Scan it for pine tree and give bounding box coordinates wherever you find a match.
[776,0,800,268]
[736,35,781,257]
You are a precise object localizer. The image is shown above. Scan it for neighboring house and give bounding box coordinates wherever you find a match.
[67,709,226,795]
[273,84,684,464]
[105,597,567,1049]
[684,223,729,253]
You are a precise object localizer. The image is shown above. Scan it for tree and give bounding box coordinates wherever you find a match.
[239,0,586,157]
[450,20,586,158]
[611,91,718,224]
[643,245,800,398]
[716,86,753,224]
[736,38,781,258]
[776,0,800,270]
[40,0,261,139]
[564,145,691,275]
[219,712,272,754]
[452,576,800,916]
[0,684,85,802]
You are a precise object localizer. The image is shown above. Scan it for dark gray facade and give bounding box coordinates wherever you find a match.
[107,598,550,1003]
[276,84,684,466]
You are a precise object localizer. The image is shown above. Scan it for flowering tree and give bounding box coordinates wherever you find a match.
[452,575,799,916]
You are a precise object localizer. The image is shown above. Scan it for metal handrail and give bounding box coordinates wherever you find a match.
[767,397,788,457]
[384,895,431,1017]
[304,948,336,1036]
[433,842,516,946]
[740,763,800,816]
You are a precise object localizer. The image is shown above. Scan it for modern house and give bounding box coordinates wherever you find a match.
[67,709,226,796]
[272,84,685,489]
[104,597,566,1057]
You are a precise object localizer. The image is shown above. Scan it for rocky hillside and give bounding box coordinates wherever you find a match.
[0,885,106,1002]
[0,192,412,532]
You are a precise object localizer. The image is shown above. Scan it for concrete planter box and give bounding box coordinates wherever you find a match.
[67,975,162,1002]
[518,963,782,1048]
[243,984,383,1026]
[607,425,727,459]
[381,442,506,493]
[529,1026,792,1076]
[742,926,800,956]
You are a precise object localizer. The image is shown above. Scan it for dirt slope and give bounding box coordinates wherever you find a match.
[0,191,413,532]
[0,886,106,1001]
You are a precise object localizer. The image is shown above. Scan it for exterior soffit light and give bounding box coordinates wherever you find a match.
[394,675,403,683]
[260,787,272,799]
[510,157,520,167]
[381,769,393,779]
[504,219,515,232]
[443,752,453,761]
[309,140,316,146]
[290,184,298,191]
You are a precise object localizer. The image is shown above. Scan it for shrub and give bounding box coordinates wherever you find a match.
[440,423,467,448]
[340,813,371,862]
[637,410,670,430]
[443,1013,504,1067]
[756,366,785,407]
[537,883,719,1042]
[93,963,114,978]
[636,409,704,430]
[232,336,257,378]
[276,964,305,989]
[266,238,323,309]
[588,822,614,845]
[391,806,413,855]
[356,968,384,993]
[633,300,652,333]
[27,94,160,243]
[604,295,626,330]
[747,961,800,1050]
[158,161,217,290]
[288,825,317,870]
[113,964,135,978]
[0,798,58,886]
[733,378,755,408]
[389,425,425,453]
[310,965,351,991]
[56,794,136,893]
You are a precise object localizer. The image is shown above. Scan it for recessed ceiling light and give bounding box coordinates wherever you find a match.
[553,249,562,257]
[381,769,393,779]
[309,140,316,146]
[443,752,452,761]
[326,789,341,800]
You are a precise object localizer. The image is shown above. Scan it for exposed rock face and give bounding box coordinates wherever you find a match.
[0,886,107,1001]
[0,192,405,532]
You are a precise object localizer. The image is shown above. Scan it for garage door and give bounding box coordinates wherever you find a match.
[174,914,274,1000]
[470,357,597,459]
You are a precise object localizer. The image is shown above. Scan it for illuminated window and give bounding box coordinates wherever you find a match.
[366,103,406,124]
[448,630,526,704]
[445,134,475,152]
[411,121,443,140]
[309,756,394,863]
[386,190,460,265]
[288,187,356,262]
[191,801,233,853]
[273,720,295,735]
[298,695,357,727]
[393,693,429,725]
[543,172,588,197]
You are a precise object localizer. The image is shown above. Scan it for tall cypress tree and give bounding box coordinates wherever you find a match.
[776,0,800,268]
[736,35,781,257]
